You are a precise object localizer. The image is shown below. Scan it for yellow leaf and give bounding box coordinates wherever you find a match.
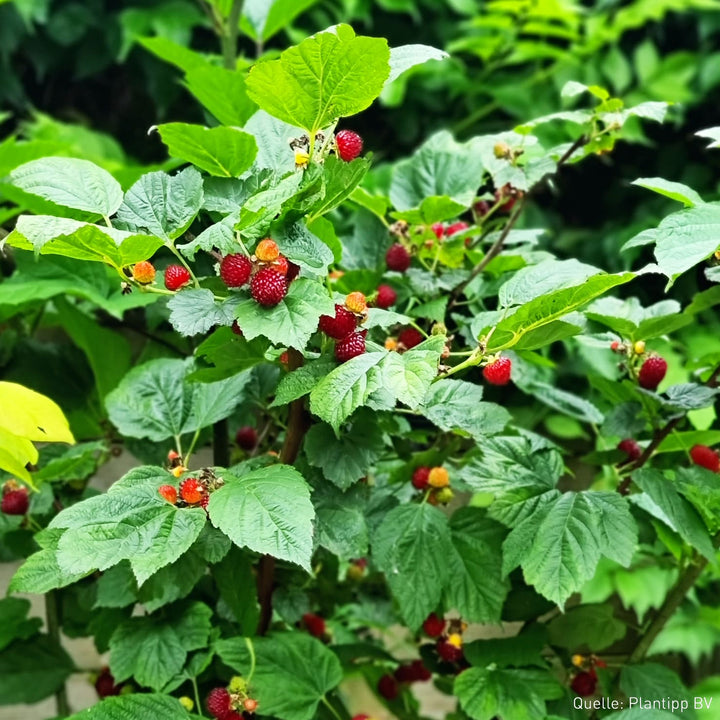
[0,428,37,485]
[0,382,75,444]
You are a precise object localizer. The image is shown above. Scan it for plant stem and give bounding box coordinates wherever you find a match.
[213,419,230,467]
[46,591,70,717]
[221,0,244,70]
[321,696,344,720]
[244,637,257,684]
[191,677,204,717]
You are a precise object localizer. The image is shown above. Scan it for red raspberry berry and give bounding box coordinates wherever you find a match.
[398,328,423,350]
[335,331,367,362]
[422,613,446,638]
[287,261,301,282]
[483,357,512,386]
[206,687,232,719]
[377,674,398,700]
[436,638,463,663]
[224,714,243,720]
[375,284,397,309]
[336,130,363,161]
[319,304,357,339]
[200,494,210,510]
[274,256,289,275]
[385,243,411,272]
[250,267,288,306]
[220,254,252,288]
[610,340,621,352]
[571,670,598,697]
[158,485,177,504]
[446,221,469,236]
[236,426,258,451]
[638,355,667,390]
[302,612,326,638]
[617,439,642,461]
[409,659,432,681]
[164,264,191,291]
[474,200,491,217]
[231,320,243,336]
[256,238,279,262]
[243,698,259,713]
[412,466,430,490]
[1,488,28,515]
[94,667,121,698]
[180,477,205,505]
[431,223,444,239]
[690,444,720,472]
[132,261,155,284]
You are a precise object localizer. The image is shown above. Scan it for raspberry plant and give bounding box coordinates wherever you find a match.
[2,17,720,720]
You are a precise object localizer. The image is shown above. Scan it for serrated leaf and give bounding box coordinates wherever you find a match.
[308,156,370,220]
[168,290,239,337]
[632,177,703,207]
[184,64,257,127]
[547,603,626,651]
[464,625,547,669]
[274,222,334,273]
[0,598,42,651]
[270,360,336,407]
[208,465,314,571]
[620,664,694,719]
[381,336,444,408]
[67,693,192,720]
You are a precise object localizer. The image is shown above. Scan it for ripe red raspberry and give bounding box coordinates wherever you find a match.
[483,357,512,386]
[180,477,205,505]
[287,261,301,281]
[274,256,289,275]
[319,304,357,339]
[1,488,28,515]
[200,494,210,511]
[375,284,397,309]
[336,130,363,161]
[638,355,667,390]
[446,221,469,236]
[164,264,191,291]
[251,267,288,306]
[236,426,258,451]
[243,698,259,713]
[132,261,155,284]
[398,328,423,350]
[617,439,642,461]
[495,184,520,212]
[158,485,177,504]
[436,638,463,663]
[422,613,446,638]
[220,254,252,288]
[256,238,279,262]
[302,612,326,638]
[431,223,444,239]
[94,667,121,698]
[377,674,398,700]
[474,200,490,217]
[335,331,366,362]
[206,687,232,719]
[395,659,431,683]
[231,321,243,336]
[412,466,430,490]
[385,243,411,272]
[571,670,597,697]
[690,444,720,472]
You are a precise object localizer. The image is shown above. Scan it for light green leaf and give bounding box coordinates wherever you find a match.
[547,603,626,651]
[620,664,694,719]
[168,290,239,337]
[10,157,123,216]
[157,123,258,177]
[270,360,337,408]
[632,177,703,207]
[386,44,449,84]
[67,694,192,720]
[245,24,390,133]
[381,336,444,408]
[184,64,257,127]
[274,222,334,274]
[241,0,320,42]
[308,156,370,220]
[208,465,315,571]
[244,110,300,174]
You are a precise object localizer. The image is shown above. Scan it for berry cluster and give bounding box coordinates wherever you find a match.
[430,221,469,241]
[318,292,370,362]
[569,654,607,698]
[610,339,667,391]
[206,678,258,720]
[411,466,453,505]
[158,464,224,511]
[384,327,425,353]
[1,480,29,516]
[377,660,431,700]
[422,614,467,665]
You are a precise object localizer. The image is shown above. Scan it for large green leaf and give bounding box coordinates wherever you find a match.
[216,632,343,720]
[381,336,445,408]
[106,358,249,441]
[184,64,257,126]
[241,0,320,42]
[386,44,449,84]
[308,156,370,220]
[67,694,192,720]
[620,663,694,719]
[10,157,123,216]
[208,465,315,571]
[0,598,42,651]
[547,603,627,651]
[245,24,390,133]
[49,466,207,584]
[157,123,258,177]
[274,222,334,274]
[168,290,239,337]
[373,503,453,630]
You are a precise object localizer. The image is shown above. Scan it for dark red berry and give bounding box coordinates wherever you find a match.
[220,254,252,288]
[375,284,397,309]
[398,327,423,349]
[638,355,667,390]
[250,267,288,306]
[302,612,326,638]
[336,130,363,161]
[94,667,121,698]
[287,261,301,282]
[385,243,411,272]
[377,674,398,700]
[335,331,366,362]
[206,687,232,719]
[483,357,512,386]
[571,670,597,697]
[422,613,446,638]
[236,426,257,451]
[436,639,463,663]
[412,466,430,490]
[319,304,357,340]
[231,320,243,336]
[164,264,191,291]
[474,200,491,217]
[445,221,469,236]
[1,488,28,515]
[690,444,720,472]
[394,659,431,683]
[617,439,642,461]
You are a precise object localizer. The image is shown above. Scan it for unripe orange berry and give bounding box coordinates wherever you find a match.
[158,485,177,504]
[428,467,449,488]
[346,291,367,314]
[132,261,156,284]
[256,239,280,262]
[385,337,398,351]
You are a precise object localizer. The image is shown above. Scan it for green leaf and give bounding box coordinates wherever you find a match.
[138,549,207,612]
[270,360,336,407]
[308,156,370,220]
[663,383,720,411]
[106,358,249,441]
[50,466,207,584]
[216,632,343,720]
[232,278,334,350]
[94,563,137,610]
[445,508,510,623]
[192,327,268,382]
[464,625,547,669]
[274,222,334,274]
[676,466,720,533]
[241,0,320,42]
[10,157,123,216]
[67,694,192,720]
[110,602,211,691]
[245,25,390,133]
[620,664,694,719]
[305,414,385,490]
[157,123,258,177]
[244,111,300,175]
[547,603,627,651]
[632,177,703,207]
[116,168,204,242]
[381,335,444,408]
[213,547,260,635]
[386,44,449,83]
[168,290,239,337]
[314,484,368,559]
[0,634,75,705]
[373,503,453,630]
[455,667,562,720]
[208,465,315,571]
[184,65,258,127]
[0,598,42,651]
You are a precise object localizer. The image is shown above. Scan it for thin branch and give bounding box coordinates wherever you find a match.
[221,0,244,70]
